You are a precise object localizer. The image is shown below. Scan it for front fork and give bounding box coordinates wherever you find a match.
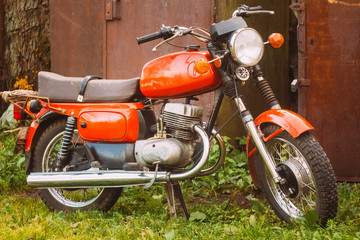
[235,65,283,183]
[234,97,282,183]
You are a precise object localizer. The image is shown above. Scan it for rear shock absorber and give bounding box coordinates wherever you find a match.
[253,65,281,109]
[55,116,76,171]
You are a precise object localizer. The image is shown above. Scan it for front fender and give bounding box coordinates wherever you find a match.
[254,109,314,138]
[247,109,314,186]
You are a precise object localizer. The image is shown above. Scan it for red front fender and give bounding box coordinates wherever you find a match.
[247,109,314,186]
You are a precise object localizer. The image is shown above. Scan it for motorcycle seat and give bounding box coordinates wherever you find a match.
[38,71,139,103]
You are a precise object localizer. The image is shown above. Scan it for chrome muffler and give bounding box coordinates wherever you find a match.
[27,125,209,188]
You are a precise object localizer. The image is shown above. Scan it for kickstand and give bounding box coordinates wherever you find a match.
[164,181,190,219]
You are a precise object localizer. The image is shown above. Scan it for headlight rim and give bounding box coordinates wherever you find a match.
[228,27,264,67]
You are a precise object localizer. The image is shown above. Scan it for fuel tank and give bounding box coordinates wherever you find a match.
[140,51,221,99]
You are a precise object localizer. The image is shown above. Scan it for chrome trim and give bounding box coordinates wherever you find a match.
[234,97,247,112]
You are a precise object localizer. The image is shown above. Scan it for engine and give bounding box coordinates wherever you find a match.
[135,103,203,168]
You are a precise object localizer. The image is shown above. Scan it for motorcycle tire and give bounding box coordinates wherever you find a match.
[31,118,122,211]
[255,124,338,224]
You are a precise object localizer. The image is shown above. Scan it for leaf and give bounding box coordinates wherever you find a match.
[189,211,207,222]
[303,210,319,226]
[236,136,247,146]
[236,179,244,188]
[224,225,239,234]
[252,199,265,214]
[246,194,255,201]
[338,209,356,221]
[249,214,257,226]
[16,157,25,168]
[165,229,175,240]
[152,194,163,200]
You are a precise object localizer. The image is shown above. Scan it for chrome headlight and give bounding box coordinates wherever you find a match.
[229,28,264,67]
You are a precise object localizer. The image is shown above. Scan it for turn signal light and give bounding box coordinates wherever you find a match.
[13,102,31,120]
[194,59,210,74]
[13,102,24,120]
[269,33,284,48]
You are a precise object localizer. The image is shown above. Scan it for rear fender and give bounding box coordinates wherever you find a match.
[25,110,65,174]
[247,109,314,186]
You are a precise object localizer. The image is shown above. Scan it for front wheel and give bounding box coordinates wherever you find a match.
[31,118,122,211]
[255,124,338,224]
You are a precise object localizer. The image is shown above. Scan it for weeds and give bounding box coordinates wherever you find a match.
[0,131,28,193]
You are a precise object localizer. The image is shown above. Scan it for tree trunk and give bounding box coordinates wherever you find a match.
[0,0,4,113]
[2,0,50,96]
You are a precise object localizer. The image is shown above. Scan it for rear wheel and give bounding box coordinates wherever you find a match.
[31,118,122,211]
[255,124,338,224]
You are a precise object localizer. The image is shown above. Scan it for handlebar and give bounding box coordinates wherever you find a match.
[136,26,173,45]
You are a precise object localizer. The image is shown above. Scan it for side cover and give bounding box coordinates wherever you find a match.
[78,109,139,143]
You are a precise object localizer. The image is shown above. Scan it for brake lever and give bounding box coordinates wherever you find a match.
[245,10,274,15]
[232,9,274,18]
[152,31,181,52]
[152,27,191,52]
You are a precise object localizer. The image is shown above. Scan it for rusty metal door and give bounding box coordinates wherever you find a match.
[50,0,105,77]
[50,0,215,118]
[105,0,214,78]
[296,0,360,181]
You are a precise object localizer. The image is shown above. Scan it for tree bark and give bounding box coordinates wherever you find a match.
[2,0,50,95]
[0,0,4,112]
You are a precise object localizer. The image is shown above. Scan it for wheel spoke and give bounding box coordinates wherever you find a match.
[299,193,316,209]
[302,181,316,192]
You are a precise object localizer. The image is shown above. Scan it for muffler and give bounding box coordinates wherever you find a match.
[27,125,209,188]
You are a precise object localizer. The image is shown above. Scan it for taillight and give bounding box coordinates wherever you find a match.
[13,102,24,120]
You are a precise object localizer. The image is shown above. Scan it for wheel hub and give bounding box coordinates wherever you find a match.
[276,157,311,198]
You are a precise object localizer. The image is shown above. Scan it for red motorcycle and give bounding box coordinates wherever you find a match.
[4,5,337,223]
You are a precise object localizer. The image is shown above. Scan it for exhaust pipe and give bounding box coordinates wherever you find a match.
[27,125,209,188]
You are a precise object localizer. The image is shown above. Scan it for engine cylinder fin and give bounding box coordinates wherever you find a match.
[163,109,201,140]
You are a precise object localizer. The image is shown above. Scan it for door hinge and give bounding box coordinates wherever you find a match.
[106,0,121,21]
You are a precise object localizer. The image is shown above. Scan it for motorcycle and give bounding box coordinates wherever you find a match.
[3,5,338,223]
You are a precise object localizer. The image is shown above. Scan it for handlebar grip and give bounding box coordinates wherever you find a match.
[136,26,173,45]
[136,31,163,45]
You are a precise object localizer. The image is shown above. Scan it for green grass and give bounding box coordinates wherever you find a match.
[0,132,360,239]
[0,184,359,239]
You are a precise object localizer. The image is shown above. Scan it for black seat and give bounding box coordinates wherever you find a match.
[38,71,139,103]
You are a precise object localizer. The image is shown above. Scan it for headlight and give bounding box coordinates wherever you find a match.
[229,28,264,67]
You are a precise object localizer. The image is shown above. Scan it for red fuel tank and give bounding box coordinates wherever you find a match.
[140,51,221,99]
